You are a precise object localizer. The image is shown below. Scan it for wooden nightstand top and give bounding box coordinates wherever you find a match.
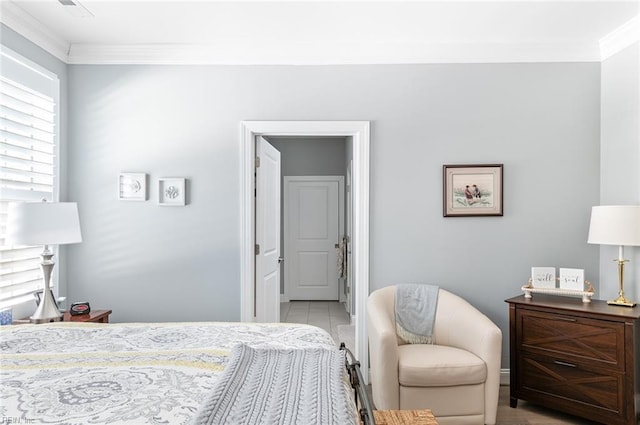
[64,309,112,323]
[12,309,112,324]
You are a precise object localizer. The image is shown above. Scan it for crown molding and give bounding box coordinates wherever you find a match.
[66,41,601,65]
[1,0,626,66]
[0,1,70,63]
[600,16,640,61]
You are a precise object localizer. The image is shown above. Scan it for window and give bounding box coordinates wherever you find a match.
[0,46,60,308]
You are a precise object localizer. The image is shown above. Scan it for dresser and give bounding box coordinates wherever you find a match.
[506,294,640,425]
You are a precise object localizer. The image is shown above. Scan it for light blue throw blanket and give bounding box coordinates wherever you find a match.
[395,283,439,344]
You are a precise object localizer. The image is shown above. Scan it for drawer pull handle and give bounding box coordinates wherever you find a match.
[554,360,577,368]
[555,317,577,322]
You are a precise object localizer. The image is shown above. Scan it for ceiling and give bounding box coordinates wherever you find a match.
[1,1,638,64]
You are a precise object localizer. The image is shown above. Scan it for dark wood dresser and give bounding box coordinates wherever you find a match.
[506,294,640,425]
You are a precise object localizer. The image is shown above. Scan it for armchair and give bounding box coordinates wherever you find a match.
[367,285,502,425]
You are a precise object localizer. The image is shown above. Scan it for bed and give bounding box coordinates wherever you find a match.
[0,321,373,424]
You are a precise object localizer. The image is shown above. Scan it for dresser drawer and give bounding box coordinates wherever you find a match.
[518,353,623,416]
[517,309,624,371]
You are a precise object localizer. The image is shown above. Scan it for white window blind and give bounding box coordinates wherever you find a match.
[0,47,59,308]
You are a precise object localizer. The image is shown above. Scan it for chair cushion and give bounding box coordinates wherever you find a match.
[398,344,486,387]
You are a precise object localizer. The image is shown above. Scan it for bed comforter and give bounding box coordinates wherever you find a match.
[0,321,354,425]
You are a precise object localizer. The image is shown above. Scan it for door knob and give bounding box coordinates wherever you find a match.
[278,257,284,264]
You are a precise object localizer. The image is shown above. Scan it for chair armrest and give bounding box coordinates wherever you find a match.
[367,289,400,410]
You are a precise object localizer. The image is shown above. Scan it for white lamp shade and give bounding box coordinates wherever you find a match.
[7,202,82,246]
[588,205,640,247]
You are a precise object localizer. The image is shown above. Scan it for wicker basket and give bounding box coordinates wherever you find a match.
[372,409,439,425]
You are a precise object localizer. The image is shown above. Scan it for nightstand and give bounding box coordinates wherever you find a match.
[12,309,112,324]
[63,309,112,323]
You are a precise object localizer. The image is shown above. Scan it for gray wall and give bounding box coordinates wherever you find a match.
[265,136,347,295]
[267,137,347,176]
[0,24,69,318]
[64,62,601,369]
[1,26,604,368]
[600,43,640,300]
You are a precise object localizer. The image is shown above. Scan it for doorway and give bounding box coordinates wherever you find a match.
[240,121,370,382]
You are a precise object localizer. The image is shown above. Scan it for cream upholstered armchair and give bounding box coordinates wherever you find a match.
[367,285,502,425]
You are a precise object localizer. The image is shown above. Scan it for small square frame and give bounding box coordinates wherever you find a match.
[531,267,556,289]
[443,164,503,217]
[158,178,186,206]
[559,268,585,291]
[118,173,147,201]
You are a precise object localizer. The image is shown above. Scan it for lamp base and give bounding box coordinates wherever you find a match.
[607,295,636,308]
[30,248,64,324]
[30,315,63,324]
[30,286,63,323]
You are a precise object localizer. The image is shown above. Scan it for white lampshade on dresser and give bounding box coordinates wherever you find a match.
[588,205,640,307]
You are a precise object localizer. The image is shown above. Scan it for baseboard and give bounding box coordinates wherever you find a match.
[280,294,289,303]
[500,368,510,386]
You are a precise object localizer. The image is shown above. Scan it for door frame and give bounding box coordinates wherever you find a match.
[346,160,353,316]
[283,175,345,302]
[240,121,370,382]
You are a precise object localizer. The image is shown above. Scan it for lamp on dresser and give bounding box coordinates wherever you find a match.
[7,201,82,323]
[588,205,640,307]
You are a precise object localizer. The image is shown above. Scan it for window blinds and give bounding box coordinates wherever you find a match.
[0,74,57,307]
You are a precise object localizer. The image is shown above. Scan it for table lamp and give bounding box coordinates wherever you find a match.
[588,205,640,307]
[7,201,82,323]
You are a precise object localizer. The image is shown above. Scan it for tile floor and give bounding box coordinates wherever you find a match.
[280,300,351,343]
[281,301,604,425]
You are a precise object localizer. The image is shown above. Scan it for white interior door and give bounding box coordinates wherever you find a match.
[255,136,281,322]
[285,176,344,300]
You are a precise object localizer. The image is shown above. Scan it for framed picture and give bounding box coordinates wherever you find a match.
[118,173,147,201]
[443,164,503,217]
[158,177,186,206]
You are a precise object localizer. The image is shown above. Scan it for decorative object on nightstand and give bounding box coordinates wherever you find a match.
[588,205,640,307]
[69,301,91,316]
[531,267,556,289]
[523,266,595,303]
[7,201,82,323]
[0,308,12,325]
[558,268,585,290]
[521,277,595,303]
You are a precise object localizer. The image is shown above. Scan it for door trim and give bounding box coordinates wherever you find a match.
[240,120,370,383]
[283,175,345,302]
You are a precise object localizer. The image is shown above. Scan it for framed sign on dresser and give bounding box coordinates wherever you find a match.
[506,294,640,425]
